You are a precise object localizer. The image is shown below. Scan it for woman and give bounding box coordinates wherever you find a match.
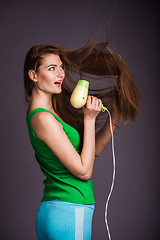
[24,42,140,240]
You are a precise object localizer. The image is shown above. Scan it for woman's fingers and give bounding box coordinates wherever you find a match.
[86,96,102,110]
[98,98,102,111]
[83,96,103,120]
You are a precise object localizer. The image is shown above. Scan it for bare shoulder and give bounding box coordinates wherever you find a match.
[32,111,54,122]
[32,111,63,138]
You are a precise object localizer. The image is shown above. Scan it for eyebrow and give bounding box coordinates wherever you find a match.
[47,63,64,67]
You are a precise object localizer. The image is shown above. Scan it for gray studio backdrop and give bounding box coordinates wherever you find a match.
[0,1,159,239]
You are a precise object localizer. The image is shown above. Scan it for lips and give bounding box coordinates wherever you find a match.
[54,80,63,86]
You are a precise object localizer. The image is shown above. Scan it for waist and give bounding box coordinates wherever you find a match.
[41,198,95,210]
[41,173,95,204]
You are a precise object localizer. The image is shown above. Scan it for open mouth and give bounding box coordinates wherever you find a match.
[54,81,62,86]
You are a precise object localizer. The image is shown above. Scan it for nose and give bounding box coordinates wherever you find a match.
[57,68,65,78]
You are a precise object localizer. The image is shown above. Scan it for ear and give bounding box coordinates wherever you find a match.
[28,70,38,83]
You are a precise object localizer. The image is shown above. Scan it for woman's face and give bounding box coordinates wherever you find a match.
[34,54,65,94]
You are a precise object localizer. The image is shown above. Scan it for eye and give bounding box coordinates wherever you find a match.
[49,66,55,71]
[60,65,64,70]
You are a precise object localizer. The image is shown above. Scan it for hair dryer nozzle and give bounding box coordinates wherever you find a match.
[77,80,89,88]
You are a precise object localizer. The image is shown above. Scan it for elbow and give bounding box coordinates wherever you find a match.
[95,143,106,157]
[82,173,92,181]
[77,170,92,181]
[95,148,103,157]
[95,151,101,157]
[75,156,93,180]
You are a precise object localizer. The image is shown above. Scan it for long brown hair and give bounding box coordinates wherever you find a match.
[24,41,140,133]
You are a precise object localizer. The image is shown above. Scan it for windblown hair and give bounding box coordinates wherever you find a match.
[24,41,140,134]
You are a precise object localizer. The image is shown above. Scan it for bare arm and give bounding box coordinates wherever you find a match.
[95,100,121,157]
[32,96,101,181]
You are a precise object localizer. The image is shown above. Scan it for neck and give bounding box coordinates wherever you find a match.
[28,87,53,111]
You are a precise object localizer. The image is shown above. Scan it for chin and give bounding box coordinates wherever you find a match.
[53,89,62,94]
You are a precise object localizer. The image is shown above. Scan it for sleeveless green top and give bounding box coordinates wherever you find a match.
[26,108,95,204]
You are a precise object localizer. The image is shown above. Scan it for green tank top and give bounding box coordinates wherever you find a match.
[26,108,95,204]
